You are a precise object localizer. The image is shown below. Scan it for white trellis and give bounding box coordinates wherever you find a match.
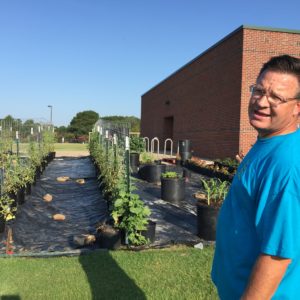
[150,137,159,154]
[164,138,173,156]
[143,137,150,152]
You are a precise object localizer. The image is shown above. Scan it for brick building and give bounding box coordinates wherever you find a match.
[140,25,300,159]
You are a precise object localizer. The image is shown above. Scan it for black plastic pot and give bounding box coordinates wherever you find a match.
[130,152,140,173]
[0,216,5,234]
[25,183,31,195]
[8,192,18,209]
[98,227,121,250]
[180,151,192,162]
[121,220,157,245]
[196,202,220,241]
[182,169,192,182]
[50,151,56,161]
[178,140,191,153]
[138,164,166,183]
[17,187,25,205]
[178,140,192,163]
[161,177,185,204]
[35,166,41,180]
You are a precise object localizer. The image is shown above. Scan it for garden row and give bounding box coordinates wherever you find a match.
[0,128,56,233]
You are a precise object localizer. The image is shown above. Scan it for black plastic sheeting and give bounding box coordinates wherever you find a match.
[0,157,108,254]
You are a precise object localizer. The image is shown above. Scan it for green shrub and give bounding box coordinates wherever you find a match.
[130,136,145,154]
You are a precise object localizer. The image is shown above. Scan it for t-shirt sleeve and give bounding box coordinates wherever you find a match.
[257,170,300,259]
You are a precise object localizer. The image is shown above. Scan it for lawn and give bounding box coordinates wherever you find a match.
[54,143,88,152]
[0,246,218,300]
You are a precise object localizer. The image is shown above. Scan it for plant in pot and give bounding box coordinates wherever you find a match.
[129,136,145,173]
[161,171,185,204]
[18,162,35,196]
[111,181,154,247]
[2,158,24,206]
[28,141,43,177]
[138,152,166,183]
[42,130,56,162]
[0,194,17,233]
[195,178,230,241]
[4,156,35,204]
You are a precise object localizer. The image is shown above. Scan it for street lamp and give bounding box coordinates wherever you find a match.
[48,105,53,124]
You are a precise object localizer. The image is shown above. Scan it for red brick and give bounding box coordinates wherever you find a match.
[141,26,300,159]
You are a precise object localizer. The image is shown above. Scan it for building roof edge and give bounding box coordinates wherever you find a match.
[242,24,300,34]
[142,24,300,97]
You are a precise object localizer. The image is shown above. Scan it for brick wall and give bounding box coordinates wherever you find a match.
[141,26,300,159]
[240,28,300,154]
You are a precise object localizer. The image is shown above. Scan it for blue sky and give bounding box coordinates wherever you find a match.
[1,0,300,126]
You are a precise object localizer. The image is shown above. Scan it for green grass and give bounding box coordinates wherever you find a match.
[54,143,88,152]
[0,246,217,300]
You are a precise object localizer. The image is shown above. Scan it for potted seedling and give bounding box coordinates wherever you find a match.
[161,171,185,204]
[195,178,230,241]
[111,182,155,247]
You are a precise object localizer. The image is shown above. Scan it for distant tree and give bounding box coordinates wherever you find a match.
[102,115,140,132]
[55,126,69,142]
[68,110,99,137]
[22,119,35,137]
[23,119,35,127]
[3,115,14,123]
[0,115,22,131]
[55,126,68,134]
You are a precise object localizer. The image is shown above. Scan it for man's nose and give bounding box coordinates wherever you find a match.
[256,94,269,106]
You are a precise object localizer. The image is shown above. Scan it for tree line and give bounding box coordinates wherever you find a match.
[1,111,140,143]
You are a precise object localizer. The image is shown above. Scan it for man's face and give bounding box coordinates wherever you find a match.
[248,70,300,138]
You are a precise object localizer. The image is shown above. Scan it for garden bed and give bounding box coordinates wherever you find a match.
[184,161,235,182]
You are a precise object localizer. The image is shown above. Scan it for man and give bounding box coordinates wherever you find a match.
[211,55,300,299]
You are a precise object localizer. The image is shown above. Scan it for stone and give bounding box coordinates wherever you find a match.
[53,214,66,221]
[56,176,70,182]
[76,179,85,184]
[73,234,96,247]
[43,194,53,202]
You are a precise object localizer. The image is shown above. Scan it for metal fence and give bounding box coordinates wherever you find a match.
[0,119,55,196]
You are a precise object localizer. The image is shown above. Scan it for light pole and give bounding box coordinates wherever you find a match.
[48,105,53,124]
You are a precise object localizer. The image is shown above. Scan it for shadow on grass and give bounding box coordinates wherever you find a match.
[79,250,146,299]
[1,296,21,300]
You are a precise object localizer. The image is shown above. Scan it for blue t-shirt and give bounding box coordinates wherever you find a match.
[211,130,300,300]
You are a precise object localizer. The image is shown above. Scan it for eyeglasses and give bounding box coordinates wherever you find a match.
[249,84,300,107]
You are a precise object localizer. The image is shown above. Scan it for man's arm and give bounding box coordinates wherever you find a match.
[241,254,291,300]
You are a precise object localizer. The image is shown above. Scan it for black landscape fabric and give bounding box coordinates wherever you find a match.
[0,157,108,254]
